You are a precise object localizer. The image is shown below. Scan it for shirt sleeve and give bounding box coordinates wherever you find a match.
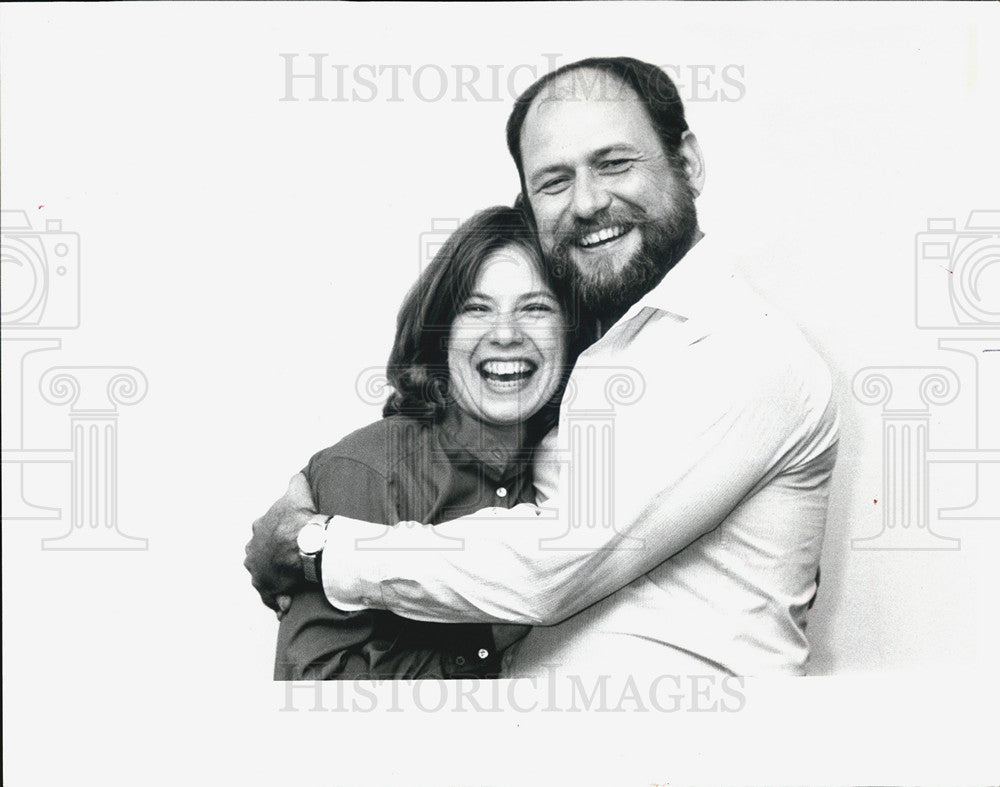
[321,341,838,626]
[531,427,560,504]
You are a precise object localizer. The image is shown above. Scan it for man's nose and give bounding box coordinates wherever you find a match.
[571,170,612,219]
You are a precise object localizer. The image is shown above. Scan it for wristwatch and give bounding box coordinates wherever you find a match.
[297,514,332,585]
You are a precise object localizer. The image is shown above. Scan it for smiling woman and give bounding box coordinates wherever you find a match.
[383,205,583,431]
[273,206,593,680]
[447,248,565,426]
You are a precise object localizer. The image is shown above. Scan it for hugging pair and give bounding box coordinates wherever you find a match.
[247,56,838,680]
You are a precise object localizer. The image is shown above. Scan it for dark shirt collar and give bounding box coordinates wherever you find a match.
[437,406,530,482]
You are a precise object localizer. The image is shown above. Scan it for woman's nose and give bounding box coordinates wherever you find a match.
[487,313,525,345]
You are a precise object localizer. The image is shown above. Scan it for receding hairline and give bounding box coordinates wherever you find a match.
[518,70,668,189]
[519,67,645,139]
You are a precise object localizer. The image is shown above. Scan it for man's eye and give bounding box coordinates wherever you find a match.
[539,177,570,195]
[523,302,555,314]
[598,158,633,174]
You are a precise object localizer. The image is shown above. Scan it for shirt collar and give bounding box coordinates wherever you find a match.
[437,406,529,480]
[615,230,738,328]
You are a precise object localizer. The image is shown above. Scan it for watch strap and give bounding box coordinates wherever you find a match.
[300,514,332,585]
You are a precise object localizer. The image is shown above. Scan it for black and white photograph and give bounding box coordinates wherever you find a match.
[2,3,997,785]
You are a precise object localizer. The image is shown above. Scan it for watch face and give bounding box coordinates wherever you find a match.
[296,522,327,554]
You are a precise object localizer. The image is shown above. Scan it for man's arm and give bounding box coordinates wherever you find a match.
[244,472,316,610]
[321,350,838,626]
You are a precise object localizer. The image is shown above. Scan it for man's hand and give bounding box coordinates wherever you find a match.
[244,472,317,611]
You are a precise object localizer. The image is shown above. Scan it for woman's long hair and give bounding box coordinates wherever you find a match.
[383,204,593,438]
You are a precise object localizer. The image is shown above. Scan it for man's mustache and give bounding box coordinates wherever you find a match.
[544,206,651,250]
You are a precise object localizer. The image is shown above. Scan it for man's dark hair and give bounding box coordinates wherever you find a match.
[505,56,690,195]
[383,205,591,426]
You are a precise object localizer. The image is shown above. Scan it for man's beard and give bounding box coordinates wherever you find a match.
[547,185,698,324]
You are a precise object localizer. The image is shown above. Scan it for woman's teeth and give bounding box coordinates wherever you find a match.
[478,360,537,390]
[481,359,533,378]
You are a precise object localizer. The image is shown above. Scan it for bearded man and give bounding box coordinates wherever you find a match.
[245,56,839,677]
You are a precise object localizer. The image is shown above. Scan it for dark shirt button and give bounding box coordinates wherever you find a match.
[455,656,466,666]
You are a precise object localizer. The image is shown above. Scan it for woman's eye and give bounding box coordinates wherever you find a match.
[461,302,489,314]
[523,302,555,314]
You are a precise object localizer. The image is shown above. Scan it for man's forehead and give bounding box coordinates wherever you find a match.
[520,70,654,166]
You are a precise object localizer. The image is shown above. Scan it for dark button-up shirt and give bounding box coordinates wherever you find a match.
[274,408,534,680]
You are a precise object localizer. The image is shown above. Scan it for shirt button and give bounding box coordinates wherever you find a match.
[360,596,372,606]
[478,648,490,660]
[496,487,507,498]
[455,656,466,666]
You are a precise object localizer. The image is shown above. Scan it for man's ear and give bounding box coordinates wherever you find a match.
[678,131,706,197]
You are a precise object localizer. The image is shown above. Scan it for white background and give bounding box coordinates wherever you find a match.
[2,2,998,785]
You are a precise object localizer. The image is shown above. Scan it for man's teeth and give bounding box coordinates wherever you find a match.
[481,360,534,377]
[579,225,628,248]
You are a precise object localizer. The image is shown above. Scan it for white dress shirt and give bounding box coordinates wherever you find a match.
[322,233,839,676]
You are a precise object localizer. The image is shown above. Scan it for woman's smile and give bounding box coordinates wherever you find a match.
[477,357,538,392]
